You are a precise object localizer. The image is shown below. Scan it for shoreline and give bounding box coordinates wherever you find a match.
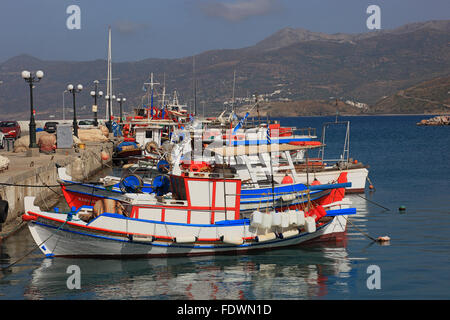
[270,113,450,119]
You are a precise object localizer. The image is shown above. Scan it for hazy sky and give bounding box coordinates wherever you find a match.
[0,0,449,62]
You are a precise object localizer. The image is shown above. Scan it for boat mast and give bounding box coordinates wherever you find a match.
[144,73,159,120]
[193,55,197,116]
[231,69,236,116]
[161,73,166,109]
[106,26,113,119]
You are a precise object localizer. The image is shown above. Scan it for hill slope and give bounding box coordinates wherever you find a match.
[0,20,449,119]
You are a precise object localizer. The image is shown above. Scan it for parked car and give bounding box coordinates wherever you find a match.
[44,121,59,133]
[78,119,96,129]
[0,121,21,139]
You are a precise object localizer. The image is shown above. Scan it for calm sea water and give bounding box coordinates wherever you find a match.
[0,115,449,300]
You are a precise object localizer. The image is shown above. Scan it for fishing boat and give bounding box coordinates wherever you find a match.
[113,140,142,162]
[57,141,352,214]
[22,171,355,258]
[179,119,368,193]
[57,167,158,209]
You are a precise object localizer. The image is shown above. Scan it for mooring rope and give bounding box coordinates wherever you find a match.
[342,215,377,242]
[355,193,390,211]
[341,215,390,244]
[1,217,70,272]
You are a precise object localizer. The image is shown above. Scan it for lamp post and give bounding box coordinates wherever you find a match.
[90,80,103,127]
[67,84,83,138]
[21,70,44,148]
[105,94,115,132]
[116,96,126,124]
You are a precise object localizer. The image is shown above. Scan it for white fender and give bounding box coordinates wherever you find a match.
[280,229,299,239]
[256,232,277,242]
[174,235,196,243]
[221,235,244,245]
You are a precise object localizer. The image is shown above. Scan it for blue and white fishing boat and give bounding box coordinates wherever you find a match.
[57,142,351,215]
[23,171,355,258]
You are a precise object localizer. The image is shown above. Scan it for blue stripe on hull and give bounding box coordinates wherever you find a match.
[32,218,332,252]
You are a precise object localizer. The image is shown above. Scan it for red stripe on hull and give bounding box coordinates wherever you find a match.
[61,185,103,208]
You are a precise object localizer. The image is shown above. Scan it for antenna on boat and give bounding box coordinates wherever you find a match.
[193,55,197,116]
[106,26,114,120]
[231,70,236,115]
[144,73,159,120]
[161,73,166,108]
[305,148,311,211]
[258,95,275,209]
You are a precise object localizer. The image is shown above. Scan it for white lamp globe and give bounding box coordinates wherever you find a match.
[36,70,44,79]
[105,95,110,100]
[21,70,31,79]
[77,84,83,91]
[90,91,96,97]
[98,91,103,97]
[122,98,126,102]
[67,84,74,91]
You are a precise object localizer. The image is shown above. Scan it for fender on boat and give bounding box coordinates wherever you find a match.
[255,232,277,242]
[220,235,244,245]
[278,229,299,239]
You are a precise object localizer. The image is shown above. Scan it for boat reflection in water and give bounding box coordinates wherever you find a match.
[24,236,352,300]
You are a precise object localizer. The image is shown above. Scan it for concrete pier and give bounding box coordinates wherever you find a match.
[0,141,114,240]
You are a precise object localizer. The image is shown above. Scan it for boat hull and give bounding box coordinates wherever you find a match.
[276,167,369,193]
[27,214,348,258]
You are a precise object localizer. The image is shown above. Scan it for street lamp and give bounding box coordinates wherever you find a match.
[21,70,44,148]
[90,80,103,127]
[67,83,83,138]
[105,94,115,133]
[116,96,126,124]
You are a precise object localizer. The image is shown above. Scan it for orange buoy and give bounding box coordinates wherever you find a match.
[101,151,109,161]
[353,159,358,164]
[311,178,321,186]
[369,184,374,190]
[377,235,390,242]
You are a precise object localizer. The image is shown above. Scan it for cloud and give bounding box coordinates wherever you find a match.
[112,20,149,36]
[198,0,282,22]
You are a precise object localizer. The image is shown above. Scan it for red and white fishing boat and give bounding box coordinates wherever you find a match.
[23,172,355,258]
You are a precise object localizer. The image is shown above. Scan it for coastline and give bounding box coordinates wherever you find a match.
[271,112,450,119]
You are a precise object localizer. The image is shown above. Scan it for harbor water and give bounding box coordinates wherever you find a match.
[0,115,449,300]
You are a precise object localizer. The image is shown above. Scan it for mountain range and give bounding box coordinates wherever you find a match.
[0,19,449,119]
